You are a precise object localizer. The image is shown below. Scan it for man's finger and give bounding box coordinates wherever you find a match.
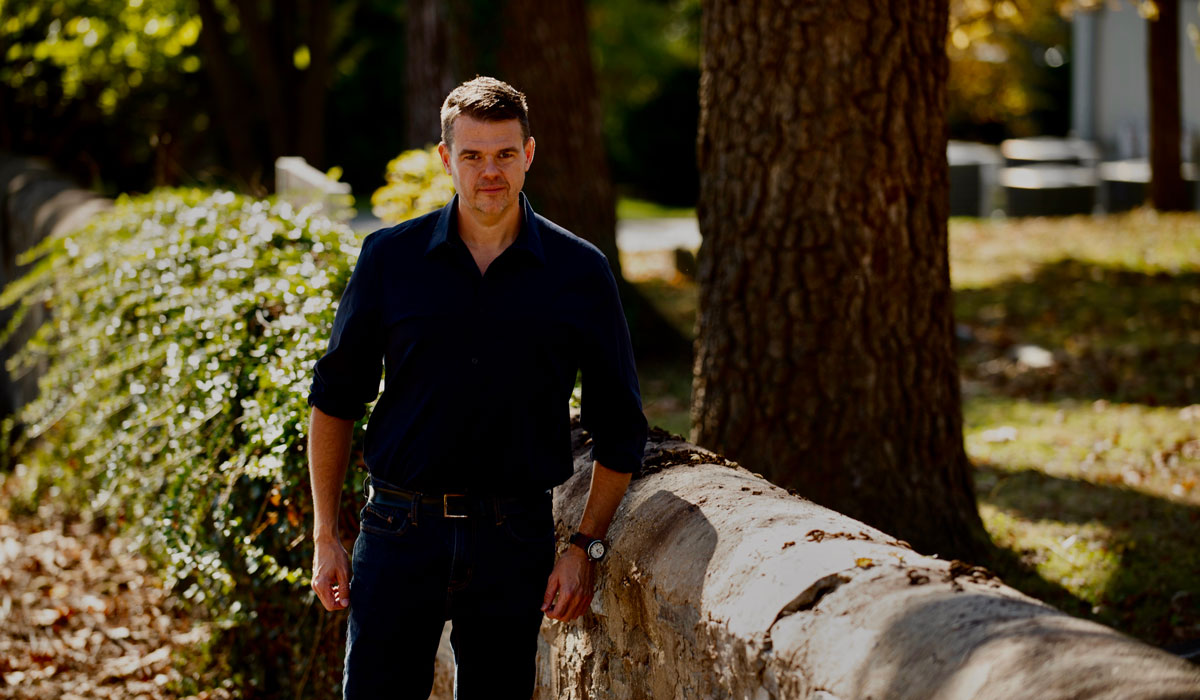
[550,582,576,619]
[313,575,336,611]
[541,575,560,613]
[333,563,350,608]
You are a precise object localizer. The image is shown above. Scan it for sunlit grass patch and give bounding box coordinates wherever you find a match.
[616,196,697,220]
[968,395,1200,645]
[981,505,1122,603]
[950,209,1200,290]
[965,397,1200,500]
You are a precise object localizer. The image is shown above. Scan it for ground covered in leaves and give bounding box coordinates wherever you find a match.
[0,501,226,699]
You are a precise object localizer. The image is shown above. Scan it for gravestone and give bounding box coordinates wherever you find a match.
[948,141,1002,217]
[1099,159,1198,212]
[274,156,353,221]
[998,137,1101,217]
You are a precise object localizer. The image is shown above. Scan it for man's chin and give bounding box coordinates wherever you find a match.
[469,195,512,214]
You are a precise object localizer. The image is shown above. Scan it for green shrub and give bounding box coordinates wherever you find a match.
[370,145,454,224]
[2,188,393,697]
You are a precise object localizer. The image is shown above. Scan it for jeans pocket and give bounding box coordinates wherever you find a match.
[358,502,413,539]
[501,507,555,545]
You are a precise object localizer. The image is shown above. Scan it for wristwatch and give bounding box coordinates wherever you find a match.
[570,532,607,562]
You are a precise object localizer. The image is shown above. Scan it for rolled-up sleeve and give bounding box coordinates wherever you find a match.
[308,234,383,421]
[579,257,649,473]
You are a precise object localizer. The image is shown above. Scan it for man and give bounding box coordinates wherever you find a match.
[307,76,648,699]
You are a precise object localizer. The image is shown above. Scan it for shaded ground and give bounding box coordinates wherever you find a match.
[0,506,224,699]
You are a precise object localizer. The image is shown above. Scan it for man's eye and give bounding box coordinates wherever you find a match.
[464,154,479,160]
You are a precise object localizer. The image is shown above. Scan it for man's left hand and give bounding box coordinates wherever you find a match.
[541,547,595,622]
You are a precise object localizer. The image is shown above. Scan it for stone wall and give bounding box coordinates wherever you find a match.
[0,154,110,417]
[433,426,1200,699]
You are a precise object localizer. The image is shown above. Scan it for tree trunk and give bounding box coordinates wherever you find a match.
[496,0,620,270]
[1148,0,1189,211]
[404,0,457,148]
[231,0,290,162]
[195,0,259,185]
[692,0,987,559]
[296,0,332,168]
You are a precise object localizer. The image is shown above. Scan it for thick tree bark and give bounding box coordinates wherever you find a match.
[1148,0,1189,211]
[692,0,987,559]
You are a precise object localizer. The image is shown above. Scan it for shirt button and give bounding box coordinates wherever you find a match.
[471,357,479,365]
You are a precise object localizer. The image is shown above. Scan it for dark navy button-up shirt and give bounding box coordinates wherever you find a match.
[308,193,648,495]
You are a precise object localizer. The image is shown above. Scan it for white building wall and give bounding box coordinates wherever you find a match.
[1081,0,1200,159]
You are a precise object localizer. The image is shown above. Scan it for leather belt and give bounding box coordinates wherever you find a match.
[365,478,550,521]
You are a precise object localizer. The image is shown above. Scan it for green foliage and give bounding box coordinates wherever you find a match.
[1,0,199,113]
[947,0,1073,138]
[1,0,211,192]
[370,145,454,224]
[589,0,701,205]
[5,189,369,696]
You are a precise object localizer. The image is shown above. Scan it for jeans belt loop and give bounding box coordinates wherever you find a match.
[410,490,420,527]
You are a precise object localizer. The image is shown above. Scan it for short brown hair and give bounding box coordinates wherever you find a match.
[439,76,531,148]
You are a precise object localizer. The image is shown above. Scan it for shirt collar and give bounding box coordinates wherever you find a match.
[424,192,545,266]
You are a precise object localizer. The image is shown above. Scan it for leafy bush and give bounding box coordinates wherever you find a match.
[370,145,454,224]
[1,188,392,696]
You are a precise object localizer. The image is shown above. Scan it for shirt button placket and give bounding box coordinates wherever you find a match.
[470,273,484,369]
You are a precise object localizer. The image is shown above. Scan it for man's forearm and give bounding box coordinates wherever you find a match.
[309,406,355,542]
[576,460,633,539]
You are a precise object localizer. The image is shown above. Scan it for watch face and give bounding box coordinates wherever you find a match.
[587,540,606,560]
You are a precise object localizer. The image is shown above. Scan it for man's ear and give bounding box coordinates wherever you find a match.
[524,137,536,172]
[437,142,452,175]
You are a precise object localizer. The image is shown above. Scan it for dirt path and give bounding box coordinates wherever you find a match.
[0,512,223,699]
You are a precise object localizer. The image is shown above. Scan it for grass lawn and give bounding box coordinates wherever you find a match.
[616,196,697,220]
[627,210,1200,649]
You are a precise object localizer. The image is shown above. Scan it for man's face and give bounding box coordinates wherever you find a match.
[438,116,535,221]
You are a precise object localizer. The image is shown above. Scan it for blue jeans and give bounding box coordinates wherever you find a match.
[343,489,556,699]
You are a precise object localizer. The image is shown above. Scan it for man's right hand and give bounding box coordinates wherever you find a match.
[312,536,352,611]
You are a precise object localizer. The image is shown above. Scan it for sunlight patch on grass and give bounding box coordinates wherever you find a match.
[980,505,1122,603]
[617,196,697,220]
[965,397,1200,503]
[967,395,1200,644]
[949,209,1200,290]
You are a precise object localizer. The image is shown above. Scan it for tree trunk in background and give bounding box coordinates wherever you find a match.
[196,0,259,185]
[692,0,987,560]
[231,0,290,161]
[296,0,332,168]
[497,0,620,269]
[1148,0,1189,211]
[404,0,457,148]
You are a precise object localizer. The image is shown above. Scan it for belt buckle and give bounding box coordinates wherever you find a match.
[443,494,469,519]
